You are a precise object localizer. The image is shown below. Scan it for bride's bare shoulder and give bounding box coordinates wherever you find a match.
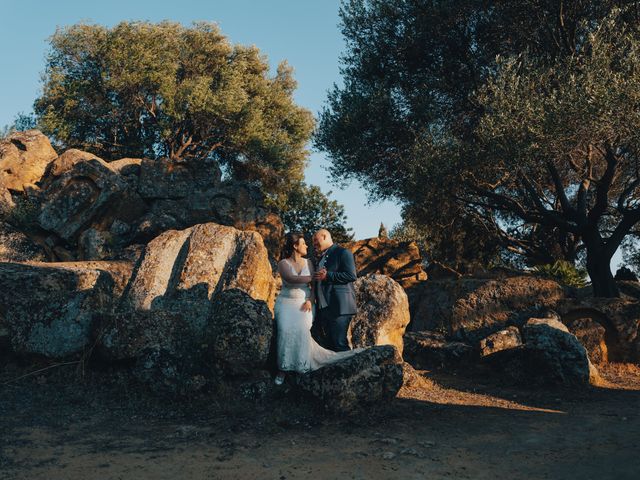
[278,258,291,269]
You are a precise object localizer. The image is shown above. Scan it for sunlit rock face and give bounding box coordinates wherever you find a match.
[0,130,57,193]
[122,222,277,324]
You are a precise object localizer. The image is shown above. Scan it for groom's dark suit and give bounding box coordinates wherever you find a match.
[313,244,358,352]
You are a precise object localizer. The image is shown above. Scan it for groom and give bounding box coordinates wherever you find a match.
[311,229,358,352]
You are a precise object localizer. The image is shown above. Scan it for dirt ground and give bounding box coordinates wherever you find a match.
[1,360,639,480]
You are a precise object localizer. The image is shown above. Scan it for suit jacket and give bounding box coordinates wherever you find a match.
[315,244,358,315]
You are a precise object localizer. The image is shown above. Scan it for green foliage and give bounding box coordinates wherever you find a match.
[390,211,505,272]
[0,113,36,140]
[34,21,314,199]
[0,125,11,141]
[278,182,354,244]
[316,1,640,296]
[532,261,588,288]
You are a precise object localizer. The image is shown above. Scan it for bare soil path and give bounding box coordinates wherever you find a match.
[1,362,639,480]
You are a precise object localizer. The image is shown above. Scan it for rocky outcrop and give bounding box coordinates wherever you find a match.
[0,262,114,357]
[408,276,565,343]
[22,140,285,261]
[292,345,403,412]
[123,223,277,328]
[557,298,640,363]
[0,222,46,262]
[350,274,410,356]
[345,237,427,289]
[0,130,57,193]
[38,156,146,244]
[403,331,474,370]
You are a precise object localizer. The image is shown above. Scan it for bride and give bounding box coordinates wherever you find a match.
[274,232,361,385]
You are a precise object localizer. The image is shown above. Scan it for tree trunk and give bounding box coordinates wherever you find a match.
[586,247,619,298]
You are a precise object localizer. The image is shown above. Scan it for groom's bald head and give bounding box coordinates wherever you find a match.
[313,229,333,253]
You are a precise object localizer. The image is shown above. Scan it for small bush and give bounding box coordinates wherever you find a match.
[531,260,588,288]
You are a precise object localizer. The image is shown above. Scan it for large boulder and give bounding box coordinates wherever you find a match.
[205,289,273,375]
[349,274,410,356]
[345,237,427,289]
[408,276,565,342]
[94,290,273,394]
[93,309,206,396]
[485,317,600,386]
[0,130,57,193]
[42,149,101,181]
[0,221,47,262]
[292,345,404,412]
[521,317,600,385]
[403,331,474,370]
[0,262,115,357]
[37,156,146,243]
[123,223,277,328]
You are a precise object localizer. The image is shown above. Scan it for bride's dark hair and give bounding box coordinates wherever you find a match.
[282,232,305,259]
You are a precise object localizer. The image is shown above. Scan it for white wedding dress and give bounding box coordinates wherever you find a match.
[275,258,361,372]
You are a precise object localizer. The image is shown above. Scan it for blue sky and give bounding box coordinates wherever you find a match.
[0,0,402,239]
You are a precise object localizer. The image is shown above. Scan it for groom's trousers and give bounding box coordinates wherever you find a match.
[315,307,353,352]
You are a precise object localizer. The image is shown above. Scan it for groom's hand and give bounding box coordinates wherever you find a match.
[313,268,327,281]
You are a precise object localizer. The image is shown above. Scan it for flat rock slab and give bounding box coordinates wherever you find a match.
[479,326,522,358]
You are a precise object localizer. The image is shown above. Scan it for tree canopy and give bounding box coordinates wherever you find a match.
[316,0,640,296]
[278,182,354,245]
[34,21,314,198]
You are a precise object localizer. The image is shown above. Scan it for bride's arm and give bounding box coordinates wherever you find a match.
[277,260,313,284]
